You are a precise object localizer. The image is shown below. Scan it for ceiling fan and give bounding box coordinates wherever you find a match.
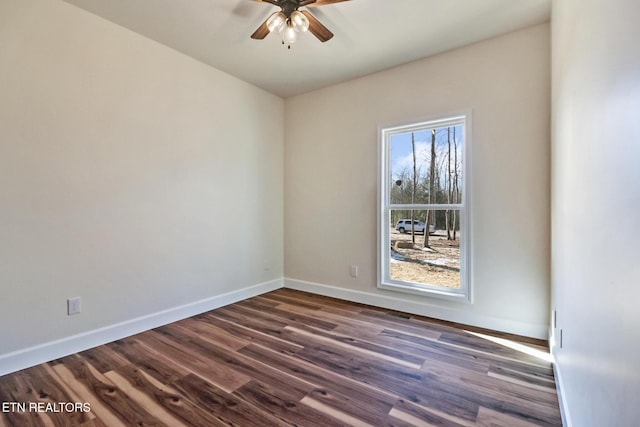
[250,0,351,48]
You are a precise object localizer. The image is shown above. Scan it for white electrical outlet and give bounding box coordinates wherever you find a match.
[67,297,81,315]
[350,265,358,278]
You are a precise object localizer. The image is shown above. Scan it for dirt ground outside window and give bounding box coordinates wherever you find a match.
[389,228,460,288]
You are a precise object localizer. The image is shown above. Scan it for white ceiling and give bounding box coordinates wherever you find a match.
[62,0,551,98]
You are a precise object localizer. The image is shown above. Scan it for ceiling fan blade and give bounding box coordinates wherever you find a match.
[250,19,271,40]
[301,10,333,42]
[250,0,281,5]
[306,0,351,6]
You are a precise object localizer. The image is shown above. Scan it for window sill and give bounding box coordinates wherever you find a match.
[378,281,472,304]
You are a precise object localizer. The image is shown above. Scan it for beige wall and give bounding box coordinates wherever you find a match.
[551,0,640,424]
[0,0,283,368]
[285,24,551,338]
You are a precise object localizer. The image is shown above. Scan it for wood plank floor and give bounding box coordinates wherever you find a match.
[0,289,562,426]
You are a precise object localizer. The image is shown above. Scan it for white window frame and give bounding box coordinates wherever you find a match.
[377,111,473,303]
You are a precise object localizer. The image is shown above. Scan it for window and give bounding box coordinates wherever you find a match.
[378,113,471,302]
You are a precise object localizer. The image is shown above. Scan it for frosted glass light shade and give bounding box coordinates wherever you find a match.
[283,22,299,44]
[290,10,309,32]
[266,12,286,33]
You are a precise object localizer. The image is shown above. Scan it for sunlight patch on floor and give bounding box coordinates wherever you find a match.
[465,331,553,363]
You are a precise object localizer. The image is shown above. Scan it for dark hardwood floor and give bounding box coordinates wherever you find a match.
[0,289,562,426]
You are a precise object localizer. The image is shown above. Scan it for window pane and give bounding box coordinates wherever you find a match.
[389,209,461,289]
[389,125,463,205]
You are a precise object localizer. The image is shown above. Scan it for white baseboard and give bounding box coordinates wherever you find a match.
[0,278,283,377]
[284,278,548,339]
[552,353,572,427]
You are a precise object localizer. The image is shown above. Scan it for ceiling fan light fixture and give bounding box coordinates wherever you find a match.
[290,10,309,32]
[251,0,343,46]
[266,11,286,33]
